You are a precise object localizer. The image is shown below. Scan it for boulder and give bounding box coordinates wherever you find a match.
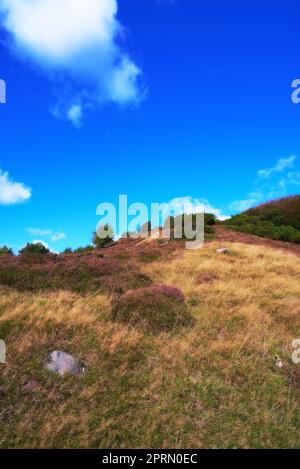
[216,248,230,254]
[46,351,85,376]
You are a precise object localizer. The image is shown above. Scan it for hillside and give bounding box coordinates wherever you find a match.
[1,236,300,448]
[225,195,300,244]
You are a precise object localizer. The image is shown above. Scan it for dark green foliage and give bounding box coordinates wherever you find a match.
[19,242,50,255]
[204,213,217,225]
[226,196,300,244]
[247,195,300,230]
[0,246,14,256]
[74,245,94,254]
[165,213,216,241]
[62,248,73,254]
[93,224,114,248]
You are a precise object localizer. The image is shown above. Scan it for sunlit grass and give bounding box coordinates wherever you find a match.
[1,241,300,448]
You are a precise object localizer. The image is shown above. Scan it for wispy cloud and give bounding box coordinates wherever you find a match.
[50,232,66,242]
[27,228,52,236]
[0,0,143,125]
[257,155,296,179]
[229,155,300,213]
[66,104,83,127]
[0,169,31,205]
[229,196,262,213]
[27,227,66,242]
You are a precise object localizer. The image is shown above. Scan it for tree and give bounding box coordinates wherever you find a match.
[62,247,73,254]
[0,245,13,256]
[92,224,114,248]
[19,242,50,255]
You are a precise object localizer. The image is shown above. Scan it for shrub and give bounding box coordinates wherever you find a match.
[75,245,94,254]
[63,248,73,254]
[204,213,217,225]
[0,246,13,256]
[19,242,50,255]
[165,213,215,241]
[93,225,114,248]
[246,196,300,230]
[226,198,300,245]
[0,250,153,294]
[111,285,193,333]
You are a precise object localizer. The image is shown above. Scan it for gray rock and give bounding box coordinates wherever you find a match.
[46,351,85,376]
[216,248,230,254]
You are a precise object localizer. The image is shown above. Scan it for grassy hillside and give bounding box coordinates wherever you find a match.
[1,239,300,448]
[225,195,300,244]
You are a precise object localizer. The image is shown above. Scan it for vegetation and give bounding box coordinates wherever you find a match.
[19,242,50,255]
[0,246,13,256]
[225,196,300,244]
[111,285,193,333]
[165,213,217,240]
[74,245,94,254]
[1,241,300,448]
[62,248,73,255]
[93,225,114,249]
[0,245,154,294]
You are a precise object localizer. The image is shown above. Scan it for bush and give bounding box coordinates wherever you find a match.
[0,246,13,256]
[62,248,73,254]
[165,213,216,241]
[204,213,217,225]
[93,225,114,248]
[246,196,300,230]
[0,249,153,294]
[19,242,50,255]
[111,285,193,333]
[74,245,94,254]
[226,217,300,244]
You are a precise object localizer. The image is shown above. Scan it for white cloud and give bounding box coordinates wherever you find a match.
[229,155,300,214]
[27,227,66,242]
[27,227,52,236]
[229,198,260,212]
[258,155,296,179]
[108,57,142,104]
[50,232,66,242]
[168,196,230,221]
[0,0,143,124]
[0,169,31,205]
[66,104,83,127]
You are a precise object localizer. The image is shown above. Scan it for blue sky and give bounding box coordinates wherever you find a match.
[0,0,300,252]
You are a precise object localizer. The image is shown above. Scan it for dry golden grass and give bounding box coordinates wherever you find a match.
[1,241,300,448]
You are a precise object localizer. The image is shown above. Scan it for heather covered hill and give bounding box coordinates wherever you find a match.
[246,195,300,230]
[225,195,300,244]
[1,239,300,448]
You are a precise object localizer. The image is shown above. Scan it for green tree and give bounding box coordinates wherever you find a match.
[62,247,73,254]
[93,224,114,248]
[19,242,50,255]
[0,245,14,256]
